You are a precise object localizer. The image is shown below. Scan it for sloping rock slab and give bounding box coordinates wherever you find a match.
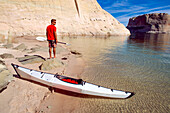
[13,43,27,50]
[29,46,48,53]
[29,45,68,54]
[16,55,45,65]
[3,44,13,49]
[39,58,64,71]
[0,53,14,59]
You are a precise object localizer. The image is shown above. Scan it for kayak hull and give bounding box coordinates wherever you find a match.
[12,63,133,99]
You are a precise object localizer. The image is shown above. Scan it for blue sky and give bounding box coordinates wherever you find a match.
[97,0,170,26]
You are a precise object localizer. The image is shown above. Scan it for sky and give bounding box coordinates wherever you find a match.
[97,0,170,26]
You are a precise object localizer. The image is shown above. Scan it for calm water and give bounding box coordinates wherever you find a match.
[1,33,169,112]
[59,33,170,113]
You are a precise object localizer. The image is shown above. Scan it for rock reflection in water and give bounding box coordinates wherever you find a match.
[127,33,170,53]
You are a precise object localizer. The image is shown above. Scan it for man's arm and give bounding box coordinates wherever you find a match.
[54,31,57,43]
[46,30,48,40]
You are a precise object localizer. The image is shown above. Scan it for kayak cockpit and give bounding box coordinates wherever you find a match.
[54,74,84,85]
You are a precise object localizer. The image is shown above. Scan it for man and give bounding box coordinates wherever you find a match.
[46,19,57,59]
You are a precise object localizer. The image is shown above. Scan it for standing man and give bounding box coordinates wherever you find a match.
[46,19,57,59]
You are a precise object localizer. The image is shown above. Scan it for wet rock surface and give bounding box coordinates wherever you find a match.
[70,50,82,55]
[70,50,82,58]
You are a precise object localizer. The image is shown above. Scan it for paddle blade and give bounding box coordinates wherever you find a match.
[66,43,71,46]
[36,37,47,41]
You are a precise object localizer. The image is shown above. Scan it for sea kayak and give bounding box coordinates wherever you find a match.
[11,63,133,99]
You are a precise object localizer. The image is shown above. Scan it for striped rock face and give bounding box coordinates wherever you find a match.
[0,0,130,36]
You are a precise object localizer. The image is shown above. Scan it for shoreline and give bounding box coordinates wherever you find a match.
[0,36,85,113]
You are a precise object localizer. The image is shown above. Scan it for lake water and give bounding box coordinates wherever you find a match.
[0,33,169,112]
[59,33,170,112]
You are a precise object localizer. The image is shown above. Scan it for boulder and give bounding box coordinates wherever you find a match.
[0,53,14,59]
[0,69,13,91]
[39,58,64,71]
[16,55,45,65]
[0,60,13,92]
[127,13,170,33]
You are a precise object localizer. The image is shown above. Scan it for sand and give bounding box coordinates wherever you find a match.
[0,36,85,113]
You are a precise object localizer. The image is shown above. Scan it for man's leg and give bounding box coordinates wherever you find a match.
[53,47,56,58]
[49,47,52,59]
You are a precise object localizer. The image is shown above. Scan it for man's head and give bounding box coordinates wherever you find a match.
[51,19,56,25]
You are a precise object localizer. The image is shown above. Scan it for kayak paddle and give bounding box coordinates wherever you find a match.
[36,37,71,46]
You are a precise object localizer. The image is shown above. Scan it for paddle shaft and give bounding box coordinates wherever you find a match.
[36,37,70,45]
[58,41,67,45]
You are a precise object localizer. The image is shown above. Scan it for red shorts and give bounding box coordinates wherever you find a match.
[48,40,56,48]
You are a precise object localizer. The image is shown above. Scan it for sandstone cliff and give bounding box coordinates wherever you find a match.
[0,0,130,36]
[127,13,170,33]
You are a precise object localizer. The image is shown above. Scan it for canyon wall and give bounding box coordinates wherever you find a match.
[0,0,130,36]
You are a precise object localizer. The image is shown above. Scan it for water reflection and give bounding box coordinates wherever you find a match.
[59,35,128,64]
[127,33,170,53]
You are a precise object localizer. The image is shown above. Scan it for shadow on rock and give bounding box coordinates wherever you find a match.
[16,55,46,65]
